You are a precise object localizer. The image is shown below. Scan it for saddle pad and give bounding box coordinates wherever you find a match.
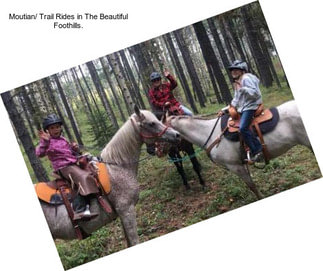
[35,181,71,204]
[96,162,111,194]
[221,107,280,142]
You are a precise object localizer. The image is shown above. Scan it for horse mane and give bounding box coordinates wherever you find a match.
[100,117,141,165]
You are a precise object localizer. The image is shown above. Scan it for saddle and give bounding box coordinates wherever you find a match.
[221,106,280,164]
[227,107,273,133]
[35,159,112,240]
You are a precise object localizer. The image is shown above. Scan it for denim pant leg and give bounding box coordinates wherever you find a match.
[239,110,262,155]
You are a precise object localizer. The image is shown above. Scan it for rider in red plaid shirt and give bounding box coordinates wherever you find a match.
[148,70,192,118]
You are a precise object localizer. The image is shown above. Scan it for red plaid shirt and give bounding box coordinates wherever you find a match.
[148,74,180,112]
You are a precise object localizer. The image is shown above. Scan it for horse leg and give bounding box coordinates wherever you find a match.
[226,164,263,200]
[191,157,205,187]
[186,144,205,187]
[117,204,139,247]
[169,150,190,189]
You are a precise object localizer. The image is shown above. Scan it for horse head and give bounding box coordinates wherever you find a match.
[132,105,180,144]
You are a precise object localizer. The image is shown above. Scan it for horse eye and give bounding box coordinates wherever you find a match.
[149,122,155,127]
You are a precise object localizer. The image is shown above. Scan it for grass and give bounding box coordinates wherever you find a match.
[20,75,322,270]
[57,141,321,269]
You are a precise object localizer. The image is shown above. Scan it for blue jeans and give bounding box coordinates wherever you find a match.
[180,105,193,116]
[239,110,262,155]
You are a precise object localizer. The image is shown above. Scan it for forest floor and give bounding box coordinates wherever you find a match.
[49,83,321,269]
[56,133,321,270]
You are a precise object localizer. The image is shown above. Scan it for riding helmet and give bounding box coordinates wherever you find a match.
[150,72,161,82]
[42,114,63,130]
[228,60,248,72]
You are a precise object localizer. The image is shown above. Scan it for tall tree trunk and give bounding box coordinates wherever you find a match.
[36,80,55,114]
[71,68,101,139]
[207,18,231,78]
[107,52,135,114]
[173,29,205,107]
[119,49,146,109]
[99,57,127,121]
[227,17,247,62]
[241,6,273,87]
[164,33,198,113]
[218,16,236,62]
[1,91,49,182]
[78,65,101,115]
[106,56,132,115]
[52,74,84,145]
[17,90,36,139]
[77,65,111,142]
[193,21,233,104]
[128,44,152,92]
[86,61,119,129]
[20,85,42,130]
[60,72,82,136]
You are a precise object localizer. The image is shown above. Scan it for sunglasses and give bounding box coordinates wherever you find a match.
[151,78,161,82]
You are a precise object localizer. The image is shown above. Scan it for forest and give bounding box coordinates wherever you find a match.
[2,2,285,181]
[1,2,321,269]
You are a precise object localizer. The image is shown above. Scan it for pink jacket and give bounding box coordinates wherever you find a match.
[35,136,77,171]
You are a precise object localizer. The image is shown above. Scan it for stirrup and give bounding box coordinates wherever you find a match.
[244,151,254,165]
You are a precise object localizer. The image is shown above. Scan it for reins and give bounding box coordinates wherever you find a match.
[202,113,222,149]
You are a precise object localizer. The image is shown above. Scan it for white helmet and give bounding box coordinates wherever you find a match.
[228,60,248,72]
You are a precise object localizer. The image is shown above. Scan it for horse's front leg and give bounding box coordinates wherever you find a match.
[226,163,263,200]
[117,204,139,247]
[169,150,190,189]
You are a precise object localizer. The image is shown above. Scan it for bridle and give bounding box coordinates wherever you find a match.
[130,117,170,140]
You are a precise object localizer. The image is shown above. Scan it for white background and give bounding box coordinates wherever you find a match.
[0,0,322,270]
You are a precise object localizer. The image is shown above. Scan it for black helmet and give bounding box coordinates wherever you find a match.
[42,114,63,130]
[228,60,248,72]
[150,72,161,82]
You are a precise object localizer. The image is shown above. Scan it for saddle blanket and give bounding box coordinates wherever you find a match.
[221,107,280,142]
[35,162,111,204]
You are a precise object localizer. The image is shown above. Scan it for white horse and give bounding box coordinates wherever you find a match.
[39,106,180,247]
[166,100,312,199]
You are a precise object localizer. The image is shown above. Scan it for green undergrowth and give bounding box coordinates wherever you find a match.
[28,80,321,270]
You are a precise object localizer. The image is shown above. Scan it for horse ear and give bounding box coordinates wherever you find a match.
[134,104,144,120]
[134,104,140,116]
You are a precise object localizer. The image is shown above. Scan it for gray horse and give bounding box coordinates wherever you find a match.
[166,100,312,199]
[39,106,180,247]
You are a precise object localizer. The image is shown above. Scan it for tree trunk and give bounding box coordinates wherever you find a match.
[86,61,119,129]
[52,74,84,145]
[119,49,146,109]
[71,68,101,139]
[218,16,236,62]
[99,57,127,121]
[241,6,273,87]
[77,65,112,143]
[164,33,198,113]
[193,21,232,104]
[17,89,36,139]
[1,91,49,182]
[173,29,205,107]
[107,52,135,114]
[128,44,152,93]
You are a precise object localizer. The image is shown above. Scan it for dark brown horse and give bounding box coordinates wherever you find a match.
[151,107,205,189]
